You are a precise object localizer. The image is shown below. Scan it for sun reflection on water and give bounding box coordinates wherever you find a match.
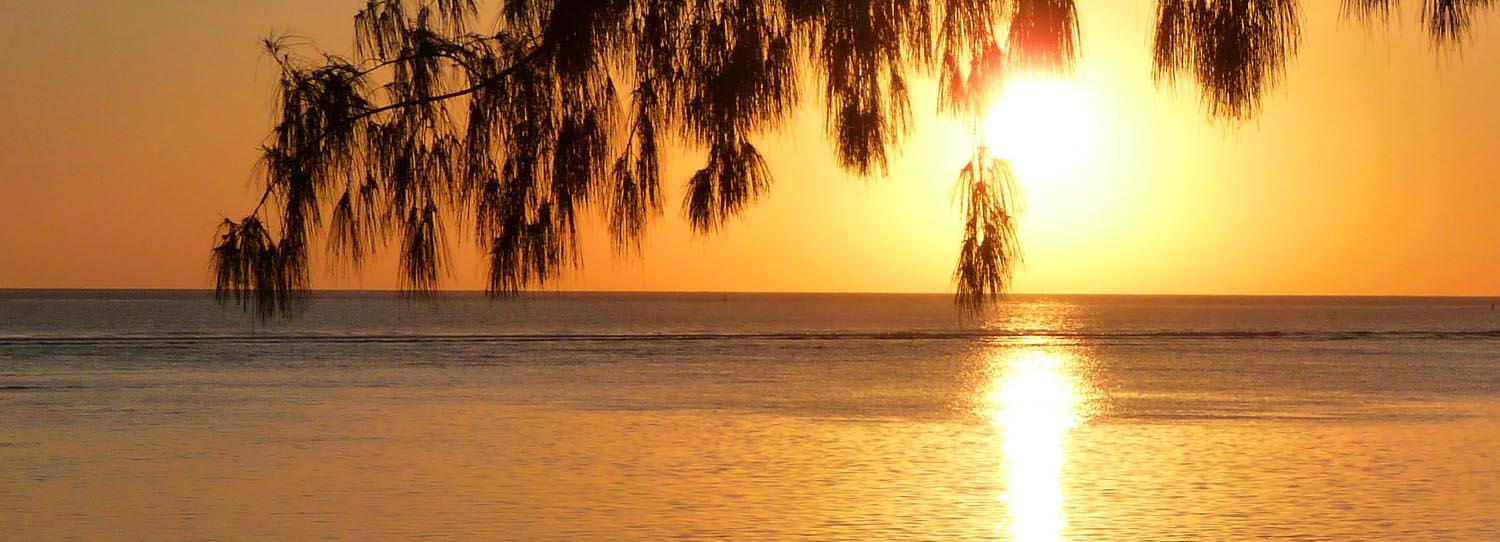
[985,348,1088,542]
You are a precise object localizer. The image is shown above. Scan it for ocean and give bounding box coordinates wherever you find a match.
[2,290,1498,540]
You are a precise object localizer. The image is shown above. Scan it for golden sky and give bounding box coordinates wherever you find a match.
[1,1,1497,295]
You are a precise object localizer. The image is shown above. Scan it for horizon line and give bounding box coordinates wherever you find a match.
[1,288,1497,300]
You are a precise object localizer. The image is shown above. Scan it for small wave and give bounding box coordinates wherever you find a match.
[0,384,88,391]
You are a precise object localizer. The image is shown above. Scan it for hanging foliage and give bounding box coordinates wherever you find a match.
[211,0,1495,319]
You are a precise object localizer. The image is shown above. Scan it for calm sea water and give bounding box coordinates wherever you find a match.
[2,290,1498,541]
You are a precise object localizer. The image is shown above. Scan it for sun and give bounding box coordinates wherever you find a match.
[982,78,1099,183]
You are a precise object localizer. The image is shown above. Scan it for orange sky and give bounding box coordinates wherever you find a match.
[1,1,1497,295]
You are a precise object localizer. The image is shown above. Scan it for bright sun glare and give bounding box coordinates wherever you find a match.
[982,78,1099,184]
[985,349,1086,542]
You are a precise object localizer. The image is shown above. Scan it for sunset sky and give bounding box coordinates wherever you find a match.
[1,1,1497,295]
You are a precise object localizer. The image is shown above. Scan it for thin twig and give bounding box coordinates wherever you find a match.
[347,38,554,123]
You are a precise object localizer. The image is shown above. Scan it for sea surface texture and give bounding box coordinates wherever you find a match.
[2,291,1498,541]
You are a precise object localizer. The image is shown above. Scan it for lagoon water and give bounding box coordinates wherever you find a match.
[2,290,1499,540]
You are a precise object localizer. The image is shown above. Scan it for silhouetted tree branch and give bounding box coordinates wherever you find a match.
[211,0,1495,320]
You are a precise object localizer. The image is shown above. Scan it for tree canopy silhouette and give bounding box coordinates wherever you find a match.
[212,0,1495,319]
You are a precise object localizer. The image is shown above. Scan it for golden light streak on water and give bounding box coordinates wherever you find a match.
[985,349,1087,542]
